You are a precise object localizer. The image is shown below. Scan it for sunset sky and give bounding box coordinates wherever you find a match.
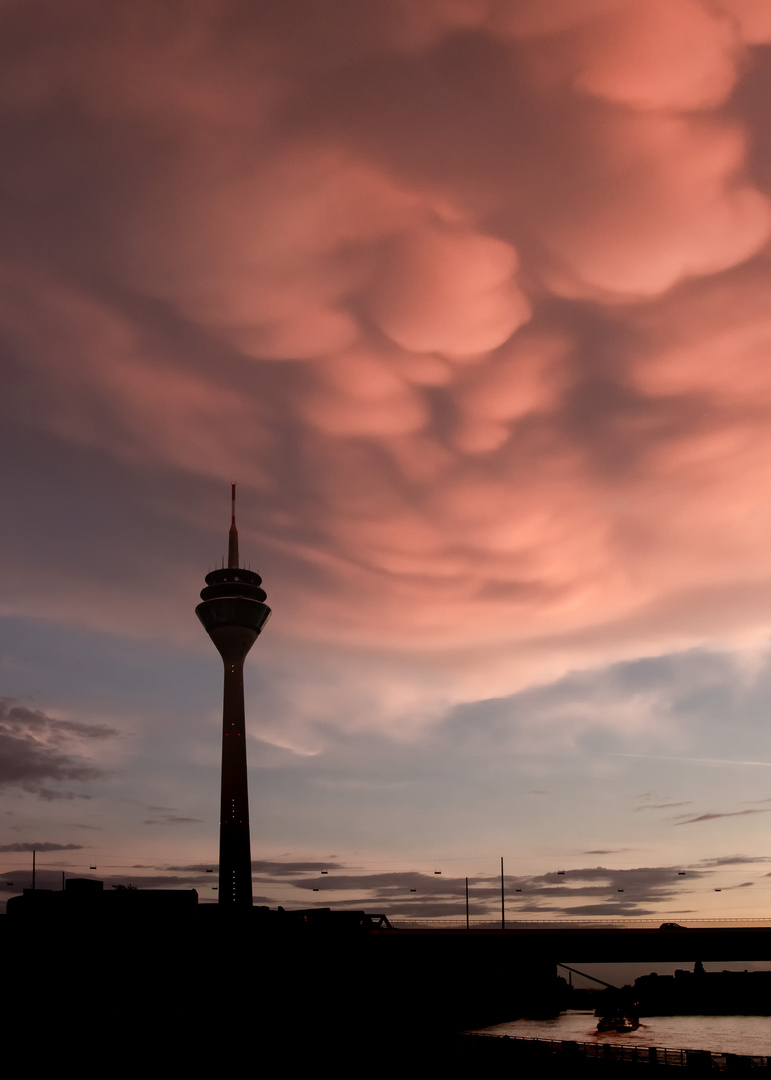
[6,0,771,923]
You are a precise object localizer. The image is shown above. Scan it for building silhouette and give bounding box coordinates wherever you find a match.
[196,484,271,908]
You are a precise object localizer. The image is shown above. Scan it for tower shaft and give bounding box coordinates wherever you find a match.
[215,626,258,907]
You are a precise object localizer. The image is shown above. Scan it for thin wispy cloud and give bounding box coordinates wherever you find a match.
[0,842,85,853]
[142,815,202,826]
[675,809,771,825]
[614,754,771,768]
[635,802,693,811]
[695,856,771,868]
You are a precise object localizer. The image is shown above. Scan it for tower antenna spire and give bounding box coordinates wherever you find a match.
[228,481,239,569]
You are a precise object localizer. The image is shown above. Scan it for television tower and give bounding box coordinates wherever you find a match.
[196,484,271,909]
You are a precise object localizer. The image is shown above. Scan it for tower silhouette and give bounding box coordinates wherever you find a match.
[196,484,271,908]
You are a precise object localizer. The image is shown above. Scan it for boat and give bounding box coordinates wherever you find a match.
[597,1012,640,1033]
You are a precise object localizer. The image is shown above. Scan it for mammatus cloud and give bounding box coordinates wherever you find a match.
[5,1,771,741]
[0,698,117,798]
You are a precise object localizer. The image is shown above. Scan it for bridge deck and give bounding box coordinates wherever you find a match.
[380,926,771,962]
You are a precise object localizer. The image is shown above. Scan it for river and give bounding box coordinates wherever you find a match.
[474,1010,771,1057]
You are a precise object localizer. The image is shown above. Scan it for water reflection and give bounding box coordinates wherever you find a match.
[478,1010,771,1057]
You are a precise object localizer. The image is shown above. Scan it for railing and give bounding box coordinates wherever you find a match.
[462,1033,771,1070]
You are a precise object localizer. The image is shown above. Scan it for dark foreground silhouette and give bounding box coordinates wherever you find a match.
[3,882,560,1070]
[8,885,762,1072]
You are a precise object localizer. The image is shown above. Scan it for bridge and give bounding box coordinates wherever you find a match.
[367,926,771,1027]
[381,925,771,962]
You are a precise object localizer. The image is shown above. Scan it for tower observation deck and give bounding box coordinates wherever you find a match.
[195,484,271,909]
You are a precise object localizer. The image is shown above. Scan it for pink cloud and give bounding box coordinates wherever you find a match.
[564,0,739,112]
[367,225,531,356]
[6,0,771,729]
